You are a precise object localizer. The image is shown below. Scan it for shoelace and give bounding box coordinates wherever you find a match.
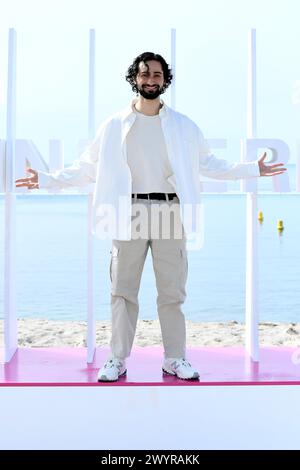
[104,359,122,369]
[173,358,192,369]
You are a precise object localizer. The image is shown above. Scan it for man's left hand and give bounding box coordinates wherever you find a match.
[258,152,287,177]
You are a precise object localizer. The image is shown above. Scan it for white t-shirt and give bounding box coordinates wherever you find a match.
[126,106,175,193]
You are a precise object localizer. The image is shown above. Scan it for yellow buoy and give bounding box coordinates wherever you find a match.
[258,211,264,222]
[277,219,284,231]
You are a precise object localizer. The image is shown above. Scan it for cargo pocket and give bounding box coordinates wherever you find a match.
[180,248,188,286]
[109,246,119,283]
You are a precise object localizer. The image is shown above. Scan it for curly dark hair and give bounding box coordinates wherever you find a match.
[125,52,173,94]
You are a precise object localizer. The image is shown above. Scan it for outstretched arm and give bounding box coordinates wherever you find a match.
[15,121,108,190]
[198,129,287,180]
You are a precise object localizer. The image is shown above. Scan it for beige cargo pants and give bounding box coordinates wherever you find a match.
[109,196,188,360]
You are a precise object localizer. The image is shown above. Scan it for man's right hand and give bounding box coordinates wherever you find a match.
[15,168,39,189]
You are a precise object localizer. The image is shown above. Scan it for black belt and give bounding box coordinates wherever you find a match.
[132,193,178,201]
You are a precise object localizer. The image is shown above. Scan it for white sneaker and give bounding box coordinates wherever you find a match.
[162,358,200,380]
[97,358,127,382]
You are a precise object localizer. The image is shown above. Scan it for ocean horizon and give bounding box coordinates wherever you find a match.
[0,164,299,323]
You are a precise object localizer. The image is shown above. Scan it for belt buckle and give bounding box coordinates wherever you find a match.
[165,193,169,202]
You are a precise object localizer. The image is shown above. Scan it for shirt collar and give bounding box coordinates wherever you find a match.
[121,98,168,122]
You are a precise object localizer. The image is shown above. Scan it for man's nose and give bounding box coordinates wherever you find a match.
[146,77,157,85]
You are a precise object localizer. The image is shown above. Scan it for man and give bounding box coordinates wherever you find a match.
[15,52,286,382]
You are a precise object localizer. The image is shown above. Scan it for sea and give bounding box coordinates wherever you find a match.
[0,164,299,323]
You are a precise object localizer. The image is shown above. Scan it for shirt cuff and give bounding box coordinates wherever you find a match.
[37,171,54,189]
[245,160,261,178]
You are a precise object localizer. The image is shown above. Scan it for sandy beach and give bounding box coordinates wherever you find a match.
[1,319,300,347]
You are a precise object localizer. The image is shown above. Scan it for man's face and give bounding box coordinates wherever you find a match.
[135,60,165,100]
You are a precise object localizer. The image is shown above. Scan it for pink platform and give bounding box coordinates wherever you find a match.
[1,346,300,386]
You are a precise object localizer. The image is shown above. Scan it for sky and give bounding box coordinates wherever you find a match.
[0,0,300,164]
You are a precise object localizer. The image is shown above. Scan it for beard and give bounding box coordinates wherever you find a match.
[137,84,162,100]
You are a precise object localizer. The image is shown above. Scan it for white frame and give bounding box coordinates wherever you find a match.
[2,27,293,365]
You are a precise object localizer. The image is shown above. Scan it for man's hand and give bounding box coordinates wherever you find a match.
[258,152,287,177]
[15,168,39,189]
